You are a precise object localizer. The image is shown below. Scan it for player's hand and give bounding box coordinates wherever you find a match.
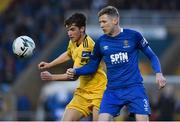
[38,61,50,70]
[156,73,166,89]
[40,71,53,81]
[66,68,76,79]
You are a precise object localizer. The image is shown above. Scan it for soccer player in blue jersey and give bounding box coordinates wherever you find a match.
[66,6,166,121]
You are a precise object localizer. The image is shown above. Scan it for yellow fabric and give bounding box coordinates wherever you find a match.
[0,0,12,13]
[67,35,107,99]
[66,94,102,117]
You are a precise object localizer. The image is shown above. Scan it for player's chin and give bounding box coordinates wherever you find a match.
[70,38,76,42]
[103,30,109,34]
[102,29,106,33]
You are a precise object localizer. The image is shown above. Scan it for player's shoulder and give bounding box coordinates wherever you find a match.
[86,35,95,43]
[123,28,145,43]
[123,28,141,35]
[97,34,107,42]
[83,35,95,48]
[99,34,107,39]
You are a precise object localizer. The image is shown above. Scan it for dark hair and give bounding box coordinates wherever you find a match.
[64,13,86,28]
[98,6,119,18]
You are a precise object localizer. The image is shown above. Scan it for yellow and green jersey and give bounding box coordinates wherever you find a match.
[67,35,107,99]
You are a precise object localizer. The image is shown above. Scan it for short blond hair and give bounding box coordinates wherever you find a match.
[98,6,119,18]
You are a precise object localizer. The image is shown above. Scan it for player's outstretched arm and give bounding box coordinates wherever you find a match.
[38,51,71,70]
[73,41,102,76]
[41,71,78,81]
[142,46,166,89]
[38,61,51,69]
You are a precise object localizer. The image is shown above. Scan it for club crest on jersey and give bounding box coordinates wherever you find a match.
[123,40,130,48]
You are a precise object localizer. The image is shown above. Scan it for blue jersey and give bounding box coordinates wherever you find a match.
[75,28,161,89]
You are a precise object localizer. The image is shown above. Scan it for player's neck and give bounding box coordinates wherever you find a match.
[110,26,121,37]
[76,34,86,47]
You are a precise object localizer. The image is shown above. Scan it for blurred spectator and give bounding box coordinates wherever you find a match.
[37,82,75,121]
[4,55,15,84]
[70,0,92,10]
[148,93,159,121]
[175,97,180,120]
[0,93,8,120]
[108,0,180,10]
[157,85,175,120]
[16,94,32,121]
[43,92,72,121]
[0,47,5,83]
[91,0,107,12]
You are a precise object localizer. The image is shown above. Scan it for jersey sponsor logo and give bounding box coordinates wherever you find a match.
[80,51,91,65]
[110,52,129,64]
[82,51,91,58]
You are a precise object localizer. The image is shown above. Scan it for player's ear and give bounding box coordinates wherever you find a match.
[80,26,85,33]
[112,17,118,25]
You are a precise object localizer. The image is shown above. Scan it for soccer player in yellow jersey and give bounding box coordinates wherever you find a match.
[38,13,107,121]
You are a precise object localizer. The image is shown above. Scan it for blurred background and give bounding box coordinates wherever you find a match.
[0,0,180,121]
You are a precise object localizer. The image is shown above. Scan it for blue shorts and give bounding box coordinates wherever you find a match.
[99,84,151,117]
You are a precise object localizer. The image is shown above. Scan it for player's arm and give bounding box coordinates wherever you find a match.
[75,40,102,75]
[41,71,78,81]
[137,32,166,89]
[141,46,161,73]
[38,51,71,69]
[136,31,166,89]
[136,31,161,73]
[48,51,71,67]
[67,41,102,76]
[141,46,166,89]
